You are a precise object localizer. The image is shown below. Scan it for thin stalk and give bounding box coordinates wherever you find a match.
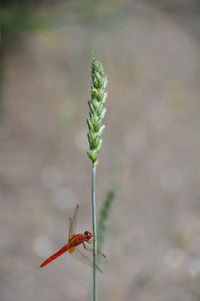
[87,55,108,301]
[92,163,97,301]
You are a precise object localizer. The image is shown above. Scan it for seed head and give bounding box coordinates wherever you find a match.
[87,55,108,165]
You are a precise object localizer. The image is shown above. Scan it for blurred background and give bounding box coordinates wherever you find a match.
[1,0,200,300]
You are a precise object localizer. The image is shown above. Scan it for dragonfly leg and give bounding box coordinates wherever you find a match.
[87,239,93,244]
[82,242,107,263]
[83,242,93,251]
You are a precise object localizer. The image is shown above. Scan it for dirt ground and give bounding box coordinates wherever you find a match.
[1,1,200,301]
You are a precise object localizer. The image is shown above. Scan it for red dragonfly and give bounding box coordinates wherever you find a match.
[39,204,106,272]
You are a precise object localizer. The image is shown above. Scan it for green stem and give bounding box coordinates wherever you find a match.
[92,163,97,301]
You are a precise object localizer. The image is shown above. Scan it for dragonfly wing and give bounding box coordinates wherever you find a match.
[69,246,103,273]
[98,251,107,264]
[82,245,107,264]
[68,204,79,241]
[68,217,73,240]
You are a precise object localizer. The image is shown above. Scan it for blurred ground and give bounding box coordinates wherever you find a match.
[0,1,200,301]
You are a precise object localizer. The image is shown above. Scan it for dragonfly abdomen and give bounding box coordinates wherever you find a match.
[39,243,70,268]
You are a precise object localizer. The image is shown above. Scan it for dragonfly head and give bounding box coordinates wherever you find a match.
[84,230,93,241]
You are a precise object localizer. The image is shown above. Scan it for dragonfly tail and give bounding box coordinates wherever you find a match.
[39,244,70,268]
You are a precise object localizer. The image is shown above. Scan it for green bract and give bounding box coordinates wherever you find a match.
[87,56,108,165]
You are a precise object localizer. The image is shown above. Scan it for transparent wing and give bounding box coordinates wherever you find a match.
[82,244,107,264]
[68,204,79,241]
[70,246,103,273]
[98,252,107,265]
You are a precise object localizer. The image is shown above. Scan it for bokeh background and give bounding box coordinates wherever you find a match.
[1,1,200,300]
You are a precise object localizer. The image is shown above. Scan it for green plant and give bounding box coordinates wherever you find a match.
[87,55,108,301]
[98,189,116,254]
